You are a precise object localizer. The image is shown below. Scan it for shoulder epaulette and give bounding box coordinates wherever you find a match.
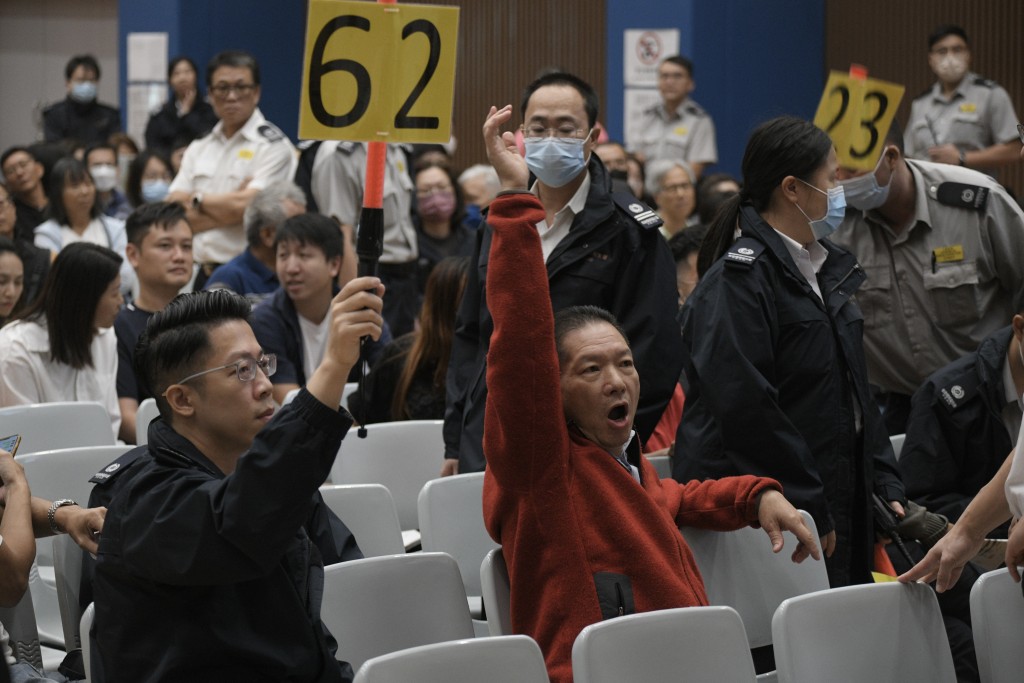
[334,141,358,155]
[723,237,765,268]
[936,373,981,413]
[296,139,319,151]
[932,181,989,211]
[683,101,707,117]
[257,123,285,143]
[611,193,663,230]
[972,77,996,89]
[89,448,145,486]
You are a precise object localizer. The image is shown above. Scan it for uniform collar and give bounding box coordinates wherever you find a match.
[931,71,978,103]
[212,107,266,143]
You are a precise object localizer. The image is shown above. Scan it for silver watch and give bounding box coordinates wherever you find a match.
[48,498,78,534]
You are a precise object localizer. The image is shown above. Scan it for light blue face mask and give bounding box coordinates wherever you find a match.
[141,179,170,203]
[69,81,98,104]
[796,181,846,240]
[838,153,892,211]
[524,136,588,188]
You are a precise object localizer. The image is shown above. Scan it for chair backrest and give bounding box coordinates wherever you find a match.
[0,588,44,671]
[134,398,160,446]
[890,433,906,460]
[418,472,497,598]
[480,548,512,637]
[0,402,115,454]
[772,581,956,683]
[572,605,757,683]
[970,566,1024,683]
[319,484,405,558]
[353,635,549,683]
[322,552,474,672]
[52,533,85,650]
[331,420,445,530]
[679,509,828,648]
[80,602,94,683]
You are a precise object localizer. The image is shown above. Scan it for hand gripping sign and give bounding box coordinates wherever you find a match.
[813,68,904,171]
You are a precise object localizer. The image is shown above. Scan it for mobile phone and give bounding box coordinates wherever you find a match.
[0,434,21,456]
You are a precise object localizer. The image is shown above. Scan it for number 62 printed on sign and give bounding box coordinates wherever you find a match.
[813,71,905,171]
[299,0,459,143]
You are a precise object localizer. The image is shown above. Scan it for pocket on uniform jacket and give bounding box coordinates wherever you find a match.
[923,261,980,327]
[853,264,892,330]
[594,571,635,620]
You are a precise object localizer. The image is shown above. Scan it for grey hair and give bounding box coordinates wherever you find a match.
[457,164,501,197]
[645,159,695,198]
[244,181,307,247]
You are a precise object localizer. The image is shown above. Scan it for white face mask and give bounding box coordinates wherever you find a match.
[935,54,968,83]
[839,153,892,211]
[89,164,118,192]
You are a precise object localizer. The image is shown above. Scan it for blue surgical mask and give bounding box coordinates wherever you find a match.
[796,180,846,240]
[69,81,97,104]
[141,179,170,203]
[524,136,588,188]
[838,153,892,211]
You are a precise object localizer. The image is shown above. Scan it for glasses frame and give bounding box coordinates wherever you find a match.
[169,353,277,391]
[209,83,257,99]
[520,124,591,141]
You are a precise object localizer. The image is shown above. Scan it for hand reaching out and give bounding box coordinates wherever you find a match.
[757,490,822,563]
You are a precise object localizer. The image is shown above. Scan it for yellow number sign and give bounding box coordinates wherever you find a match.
[299,0,459,143]
[813,71,905,170]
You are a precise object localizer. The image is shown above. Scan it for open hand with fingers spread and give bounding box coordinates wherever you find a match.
[483,104,530,191]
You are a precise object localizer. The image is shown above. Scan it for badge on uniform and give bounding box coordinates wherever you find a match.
[932,245,964,264]
[724,239,765,267]
[612,193,663,230]
[933,182,989,210]
[238,149,254,160]
[959,102,977,113]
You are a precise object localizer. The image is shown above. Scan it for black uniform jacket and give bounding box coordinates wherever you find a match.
[674,204,904,585]
[42,97,120,145]
[443,157,683,473]
[91,389,360,682]
[900,326,1015,525]
[144,99,219,153]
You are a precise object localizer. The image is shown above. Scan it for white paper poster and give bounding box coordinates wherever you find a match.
[623,29,679,87]
[127,33,168,83]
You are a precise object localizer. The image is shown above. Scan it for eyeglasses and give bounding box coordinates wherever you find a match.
[521,124,590,141]
[2,159,33,175]
[209,83,256,98]
[660,182,693,195]
[1017,123,1024,145]
[169,353,276,390]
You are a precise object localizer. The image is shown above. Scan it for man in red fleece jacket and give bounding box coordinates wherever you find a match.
[480,101,822,683]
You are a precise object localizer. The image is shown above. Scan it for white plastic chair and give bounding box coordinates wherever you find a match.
[283,382,357,408]
[331,420,445,535]
[772,581,956,683]
[970,566,1024,683]
[353,635,549,683]
[17,444,130,648]
[80,602,95,683]
[890,433,906,460]
[322,552,474,672]
[52,533,85,651]
[480,548,512,637]
[572,606,758,683]
[646,454,671,479]
[134,397,160,446]
[0,401,115,454]
[319,484,405,557]
[679,509,829,650]
[418,472,498,626]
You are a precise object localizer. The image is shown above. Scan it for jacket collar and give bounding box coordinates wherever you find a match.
[148,419,227,480]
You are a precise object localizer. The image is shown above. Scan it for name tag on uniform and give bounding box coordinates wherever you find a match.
[933,245,964,263]
[959,102,977,113]
[238,149,255,160]
[673,126,688,136]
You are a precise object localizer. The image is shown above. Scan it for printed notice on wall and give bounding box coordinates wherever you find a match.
[623,29,679,87]
[127,33,168,83]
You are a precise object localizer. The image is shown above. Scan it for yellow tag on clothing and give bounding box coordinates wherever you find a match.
[933,245,964,263]
[959,102,977,113]
[673,126,688,136]
[238,149,255,160]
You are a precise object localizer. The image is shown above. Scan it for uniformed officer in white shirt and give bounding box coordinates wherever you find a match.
[905,24,1022,178]
[633,56,718,178]
[168,51,297,281]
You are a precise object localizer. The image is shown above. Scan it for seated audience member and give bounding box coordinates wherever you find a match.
[900,321,1023,529]
[625,152,653,204]
[91,283,381,680]
[0,448,104,682]
[413,164,474,295]
[115,203,194,444]
[125,150,174,208]
[457,164,500,230]
[144,57,218,155]
[411,143,453,172]
[0,182,48,310]
[205,182,306,305]
[33,157,135,296]
[42,54,120,146]
[479,103,818,683]
[252,213,391,404]
[0,243,123,439]
[84,143,131,220]
[647,159,699,238]
[667,223,707,307]
[0,238,24,327]
[1,147,48,243]
[695,172,741,226]
[593,140,634,195]
[348,256,468,424]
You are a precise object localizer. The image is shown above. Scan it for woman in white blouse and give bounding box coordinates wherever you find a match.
[0,242,124,439]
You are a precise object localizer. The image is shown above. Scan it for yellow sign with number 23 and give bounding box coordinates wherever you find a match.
[813,71,905,171]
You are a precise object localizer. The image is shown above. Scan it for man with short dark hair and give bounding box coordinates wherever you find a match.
[205,181,307,305]
[0,147,48,243]
[443,72,682,476]
[632,55,718,176]
[114,202,194,443]
[84,143,131,221]
[42,54,121,145]
[905,24,1021,177]
[167,50,296,285]
[91,281,383,681]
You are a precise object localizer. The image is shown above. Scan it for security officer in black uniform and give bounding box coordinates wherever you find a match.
[42,55,121,145]
[900,323,1022,530]
[443,72,682,475]
[675,116,905,589]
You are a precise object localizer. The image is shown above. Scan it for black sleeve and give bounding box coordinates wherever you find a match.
[900,382,971,517]
[305,492,363,564]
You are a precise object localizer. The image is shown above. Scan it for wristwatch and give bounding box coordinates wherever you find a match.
[957,148,967,166]
[191,192,204,210]
[48,498,78,534]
